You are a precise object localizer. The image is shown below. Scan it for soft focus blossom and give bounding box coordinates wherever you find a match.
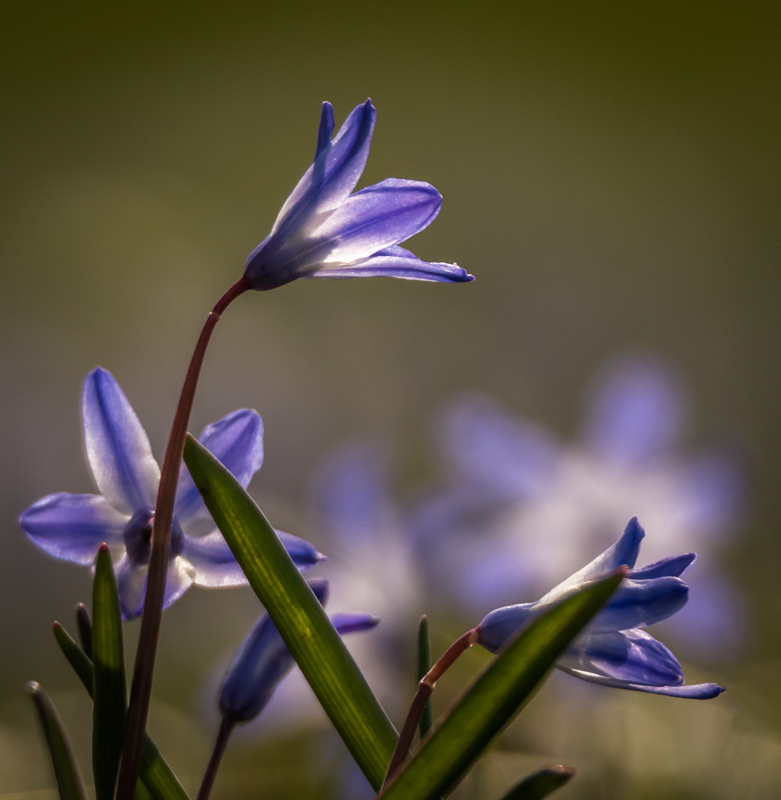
[219,579,378,723]
[309,442,425,708]
[418,356,743,656]
[19,367,323,620]
[243,100,473,290]
[478,518,724,698]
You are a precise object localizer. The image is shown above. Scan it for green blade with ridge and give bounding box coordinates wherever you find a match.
[53,622,190,800]
[92,544,127,800]
[183,433,397,790]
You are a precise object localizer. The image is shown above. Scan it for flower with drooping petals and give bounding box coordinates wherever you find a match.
[219,579,378,723]
[477,518,724,698]
[20,367,323,620]
[243,100,473,290]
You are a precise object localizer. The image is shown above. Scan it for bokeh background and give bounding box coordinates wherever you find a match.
[1,2,780,798]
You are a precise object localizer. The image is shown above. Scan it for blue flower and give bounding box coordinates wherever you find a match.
[477,518,724,698]
[219,579,378,722]
[19,367,323,620]
[417,356,744,657]
[243,100,473,290]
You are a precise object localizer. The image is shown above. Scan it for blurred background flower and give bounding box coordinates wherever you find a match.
[416,355,745,660]
[1,2,778,798]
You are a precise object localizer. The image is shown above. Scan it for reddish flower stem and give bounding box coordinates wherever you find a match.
[381,628,479,791]
[116,276,250,800]
[196,715,236,800]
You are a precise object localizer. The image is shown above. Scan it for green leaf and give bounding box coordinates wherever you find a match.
[499,766,575,799]
[379,570,624,800]
[53,623,190,800]
[183,433,397,790]
[92,544,127,800]
[76,603,93,660]
[417,616,433,740]
[27,681,87,800]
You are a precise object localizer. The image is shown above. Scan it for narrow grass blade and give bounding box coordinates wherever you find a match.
[417,616,433,740]
[379,570,624,800]
[500,766,575,799]
[76,603,93,660]
[53,622,190,800]
[183,434,397,790]
[93,544,127,800]
[27,681,87,800]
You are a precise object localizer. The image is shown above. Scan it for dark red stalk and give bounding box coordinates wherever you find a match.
[381,628,479,790]
[115,276,250,800]
[195,716,236,800]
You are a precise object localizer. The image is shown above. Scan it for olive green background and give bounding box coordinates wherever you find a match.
[1,2,780,798]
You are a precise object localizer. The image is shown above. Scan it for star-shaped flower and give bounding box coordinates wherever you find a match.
[477,518,723,698]
[20,367,323,620]
[243,100,473,290]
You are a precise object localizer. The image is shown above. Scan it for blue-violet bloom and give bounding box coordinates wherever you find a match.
[243,99,473,290]
[219,579,378,722]
[477,518,724,698]
[19,367,323,620]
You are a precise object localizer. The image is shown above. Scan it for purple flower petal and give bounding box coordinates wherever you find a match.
[182,529,323,587]
[630,552,696,579]
[115,555,147,621]
[20,492,127,565]
[310,245,472,283]
[182,532,248,587]
[438,395,561,499]
[559,667,724,699]
[583,357,685,469]
[266,100,376,241]
[163,556,196,610]
[560,629,683,686]
[83,368,160,515]
[315,101,335,159]
[540,518,645,601]
[115,553,194,620]
[592,575,689,633]
[299,180,443,268]
[176,409,263,527]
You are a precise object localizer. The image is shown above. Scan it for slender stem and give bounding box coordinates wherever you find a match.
[196,716,236,800]
[381,628,479,791]
[116,276,250,800]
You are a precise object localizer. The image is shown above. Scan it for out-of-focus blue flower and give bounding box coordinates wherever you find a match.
[478,518,724,699]
[243,100,473,290]
[418,356,744,656]
[19,367,323,620]
[309,442,425,709]
[219,579,378,722]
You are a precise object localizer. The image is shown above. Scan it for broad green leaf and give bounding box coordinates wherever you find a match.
[379,571,623,800]
[27,681,87,800]
[500,766,574,799]
[183,433,397,790]
[53,623,190,800]
[417,616,433,740]
[93,545,127,800]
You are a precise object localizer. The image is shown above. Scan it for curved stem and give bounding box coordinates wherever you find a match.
[196,716,236,800]
[381,628,479,791]
[116,276,250,800]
